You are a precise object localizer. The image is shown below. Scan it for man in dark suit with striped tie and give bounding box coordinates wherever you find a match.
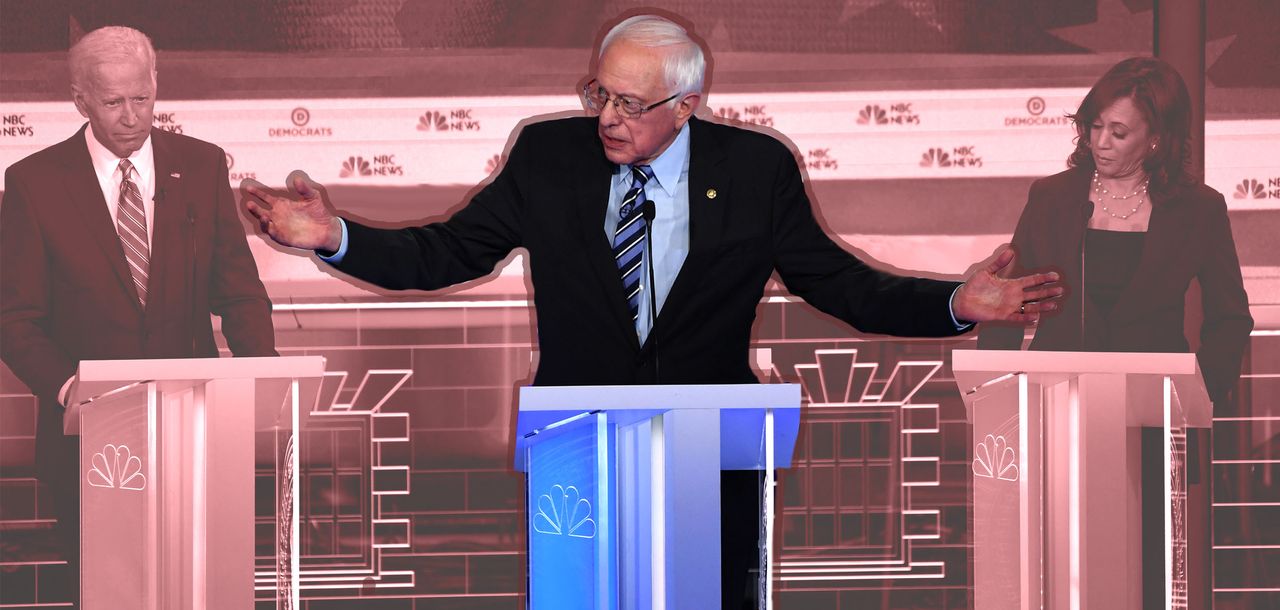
[241,13,1061,608]
[0,26,276,607]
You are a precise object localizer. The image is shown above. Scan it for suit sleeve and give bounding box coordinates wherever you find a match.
[977,183,1045,350]
[0,166,79,399]
[1195,193,1253,405]
[209,150,277,357]
[331,129,529,291]
[769,143,963,338]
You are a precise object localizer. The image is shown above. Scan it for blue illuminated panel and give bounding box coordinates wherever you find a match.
[527,413,617,610]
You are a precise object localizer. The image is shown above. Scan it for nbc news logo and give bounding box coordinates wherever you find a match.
[714,105,774,127]
[2,114,34,137]
[340,154,404,178]
[1234,178,1279,200]
[856,103,919,126]
[417,109,481,132]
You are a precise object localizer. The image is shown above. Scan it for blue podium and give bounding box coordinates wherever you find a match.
[514,384,801,610]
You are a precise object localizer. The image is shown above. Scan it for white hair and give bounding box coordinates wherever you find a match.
[69,26,156,89]
[599,15,706,100]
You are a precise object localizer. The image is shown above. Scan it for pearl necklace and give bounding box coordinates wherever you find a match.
[1093,170,1148,220]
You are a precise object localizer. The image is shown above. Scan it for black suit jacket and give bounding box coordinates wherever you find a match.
[1,125,276,480]
[978,166,1253,404]
[333,116,964,385]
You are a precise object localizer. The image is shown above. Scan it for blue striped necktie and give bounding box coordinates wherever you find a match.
[612,165,654,326]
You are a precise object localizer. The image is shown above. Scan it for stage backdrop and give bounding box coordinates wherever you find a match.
[1,2,1277,609]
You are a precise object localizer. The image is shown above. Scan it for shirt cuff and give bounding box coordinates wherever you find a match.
[316,218,349,264]
[949,284,975,332]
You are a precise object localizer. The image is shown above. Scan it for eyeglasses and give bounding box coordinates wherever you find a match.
[582,80,679,119]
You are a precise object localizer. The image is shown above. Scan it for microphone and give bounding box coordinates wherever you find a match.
[1080,199,1093,350]
[641,199,659,382]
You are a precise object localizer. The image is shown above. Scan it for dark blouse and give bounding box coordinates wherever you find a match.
[1083,228,1146,317]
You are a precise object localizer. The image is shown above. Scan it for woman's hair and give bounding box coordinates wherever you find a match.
[1067,56,1197,194]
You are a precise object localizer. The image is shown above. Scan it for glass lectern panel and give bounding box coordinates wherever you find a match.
[526,412,618,610]
[79,383,153,609]
[969,375,1037,610]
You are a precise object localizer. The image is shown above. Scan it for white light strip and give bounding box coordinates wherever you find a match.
[291,378,301,608]
[765,408,775,610]
[271,296,810,312]
[779,559,908,567]
[1163,376,1173,610]
[776,565,915,574]
[146,384,159,610]
[1068,375,1081,610]
[275,299,531,311]
[194,385,207,610]
[652,414,666,610]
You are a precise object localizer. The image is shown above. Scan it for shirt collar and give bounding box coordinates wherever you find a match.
[84,123,154,182]
[616,121,690,198]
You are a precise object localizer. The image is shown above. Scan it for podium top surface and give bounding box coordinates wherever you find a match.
[76,356,326,382]
[951,349,1211,426]
[514,384,802,471]
[70,356,326,406]
[518,383,799,414]
[953,349,1197,378]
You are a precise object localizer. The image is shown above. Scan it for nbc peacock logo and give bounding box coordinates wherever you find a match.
[857,104,888,125]
[972,434,1019,482]
[533,484,596,539]
[340,156,372,178]
[86,444,147,491]
[484,153,505,175]
[1234,178,1265,199]
[417,110,447,131]
[920,147,951,168]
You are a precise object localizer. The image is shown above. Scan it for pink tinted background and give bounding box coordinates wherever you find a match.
[1,1,1278,608]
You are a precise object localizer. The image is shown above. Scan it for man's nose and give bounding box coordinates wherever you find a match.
[599,99,623,125]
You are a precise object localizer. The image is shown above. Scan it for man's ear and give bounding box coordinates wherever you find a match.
[674,92,701,126]
[71,85,90,119]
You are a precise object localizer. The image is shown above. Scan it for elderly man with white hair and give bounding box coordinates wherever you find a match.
[1,26,276,607]
[244,13,1061,608]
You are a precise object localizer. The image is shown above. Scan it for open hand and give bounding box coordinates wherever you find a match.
[953,246,1064,324]
[241,171,343,252]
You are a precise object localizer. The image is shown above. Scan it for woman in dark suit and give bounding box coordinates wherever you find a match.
[977,56,1253,609]
[978,56,1253,405]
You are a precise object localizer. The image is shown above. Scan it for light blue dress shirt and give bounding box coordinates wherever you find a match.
[606,122,691,345]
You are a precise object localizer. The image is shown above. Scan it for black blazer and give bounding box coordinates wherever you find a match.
[978,166,1253,404]
[2,125,276,479]
[334,116,965,385]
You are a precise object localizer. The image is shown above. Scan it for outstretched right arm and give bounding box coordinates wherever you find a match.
[241,128,531,292]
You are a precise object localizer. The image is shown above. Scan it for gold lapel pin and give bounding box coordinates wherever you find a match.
[706,188,717,199]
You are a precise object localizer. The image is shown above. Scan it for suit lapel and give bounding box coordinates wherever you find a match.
[147,129,188,320]
[571,137,642,350]
[58,125,140,313]
[657,118,729,334]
